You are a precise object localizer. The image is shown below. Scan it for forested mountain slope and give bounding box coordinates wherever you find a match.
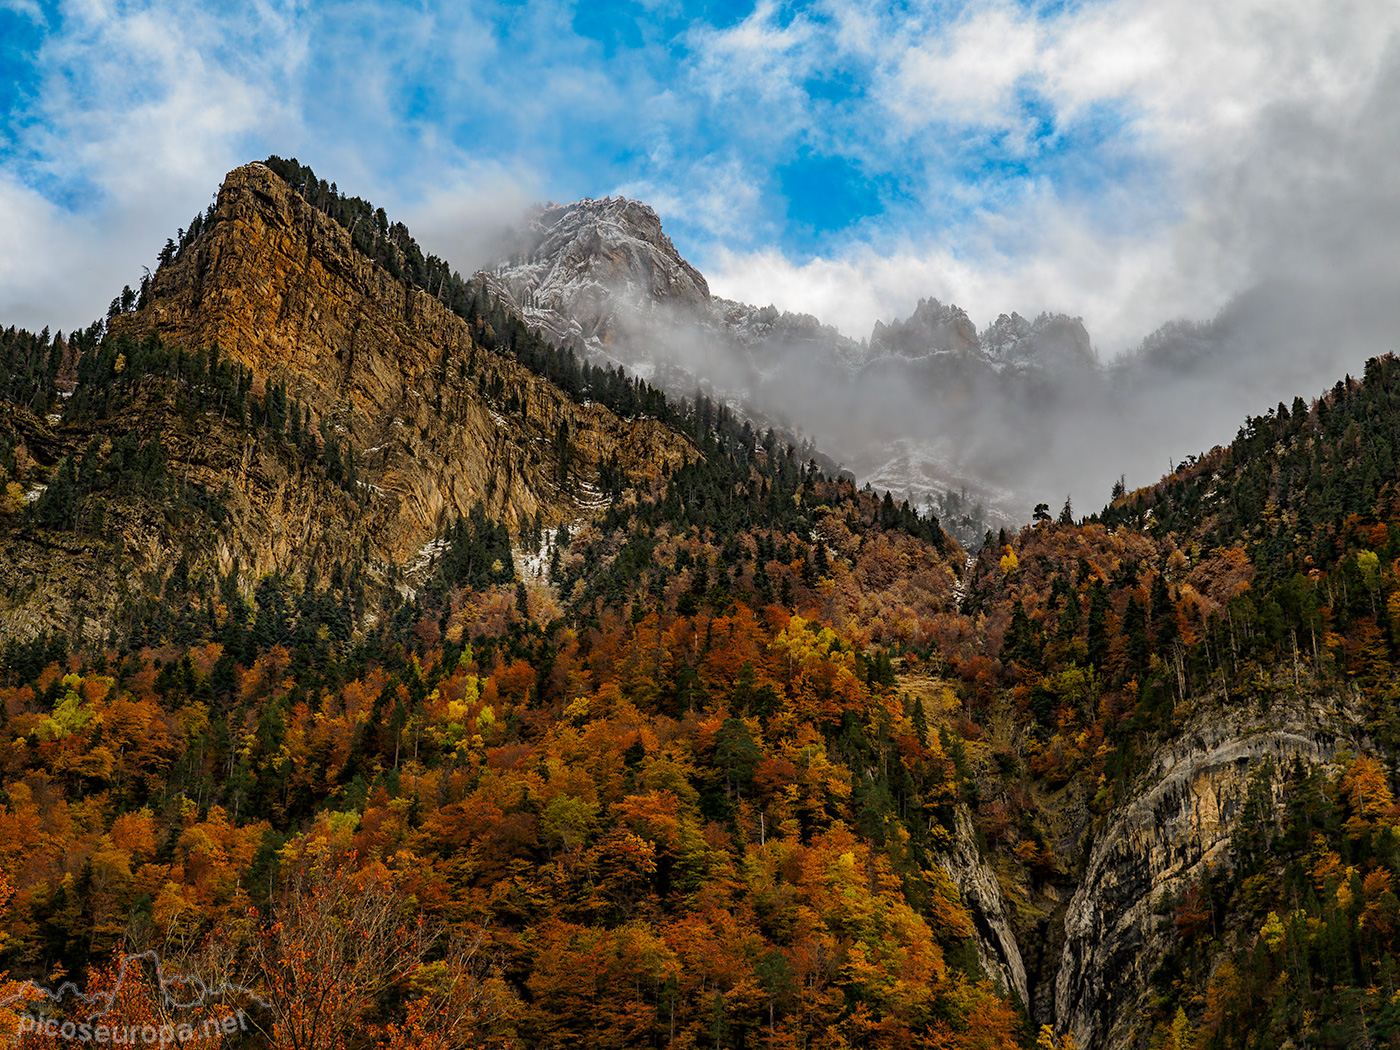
[0,163,1034,1050]
[946,356,1400,1049]
[3,159,1400,1050]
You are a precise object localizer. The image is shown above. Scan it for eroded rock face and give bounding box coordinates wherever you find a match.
[937,806,1030,1007]
[114,164,696,574]
[1052,689,1365,1050]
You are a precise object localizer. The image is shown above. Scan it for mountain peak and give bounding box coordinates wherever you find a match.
[104,160,694,576]
[483,193,710,353]
[869,297,979,357]
[982,310,1096,369]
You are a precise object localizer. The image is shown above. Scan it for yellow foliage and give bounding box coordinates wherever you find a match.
[1037,1024,1077,1050]
[923,863,975,939]
[151,879,203,941]
[1310,836,1345,891]
[1337,869,1358,912]
[0,479,24,516]
[1341,753,1395,839]
[1171,1006,1196,1050]
[32,675,95,741]
[1000,546,1019,575]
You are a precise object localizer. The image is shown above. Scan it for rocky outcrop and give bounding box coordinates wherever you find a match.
[1052,687,1366,1050]
[869,298,980,358]
[982,312,1096,371]
[920,683,1366,1050]
[937,806,1030,1007]
[113,164,696,573]
[481,196,712,353]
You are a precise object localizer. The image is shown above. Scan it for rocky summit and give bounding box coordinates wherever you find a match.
[483,196,712,351]
[114,163,695,564]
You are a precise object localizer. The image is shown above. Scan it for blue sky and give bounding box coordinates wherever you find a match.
[1,0,1398,350]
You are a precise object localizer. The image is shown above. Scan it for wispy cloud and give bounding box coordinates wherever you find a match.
[0,1,303,326]
[0,0,44,23]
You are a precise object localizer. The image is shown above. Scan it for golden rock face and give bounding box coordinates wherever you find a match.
[116,162,696,572]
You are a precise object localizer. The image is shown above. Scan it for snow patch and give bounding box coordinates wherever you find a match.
[407,536,451,577]
[573,480,611,511]
[514,544,553,585]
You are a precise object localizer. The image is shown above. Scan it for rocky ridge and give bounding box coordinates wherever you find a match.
[113,164,697,576]
[478,202,1106,529]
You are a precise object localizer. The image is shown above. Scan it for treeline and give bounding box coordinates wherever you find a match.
[565,434,945,617]
[464,285,675,421]
[263,155,463,302]
[0,322,104,418]
[1099,353,1400,581]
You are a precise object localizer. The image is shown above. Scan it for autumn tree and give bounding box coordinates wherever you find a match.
[248,852,437,1050]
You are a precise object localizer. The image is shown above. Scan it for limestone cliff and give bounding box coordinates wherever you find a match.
[0,383,370,641]
[937,806,1030,1008]
[1050,686,1365,1050]
[113,163,696,574]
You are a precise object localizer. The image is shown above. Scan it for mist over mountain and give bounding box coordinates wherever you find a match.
[475,192,1391,538]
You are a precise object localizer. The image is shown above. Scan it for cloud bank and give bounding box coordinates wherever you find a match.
[693,0,1400,353]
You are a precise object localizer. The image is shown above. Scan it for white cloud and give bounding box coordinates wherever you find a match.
[703,211,1234,354]
[398,165,540,278]
[686,0,1400,358]
[889,4,1042,129]
[1,0,44,22]
[614,155,767,241]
